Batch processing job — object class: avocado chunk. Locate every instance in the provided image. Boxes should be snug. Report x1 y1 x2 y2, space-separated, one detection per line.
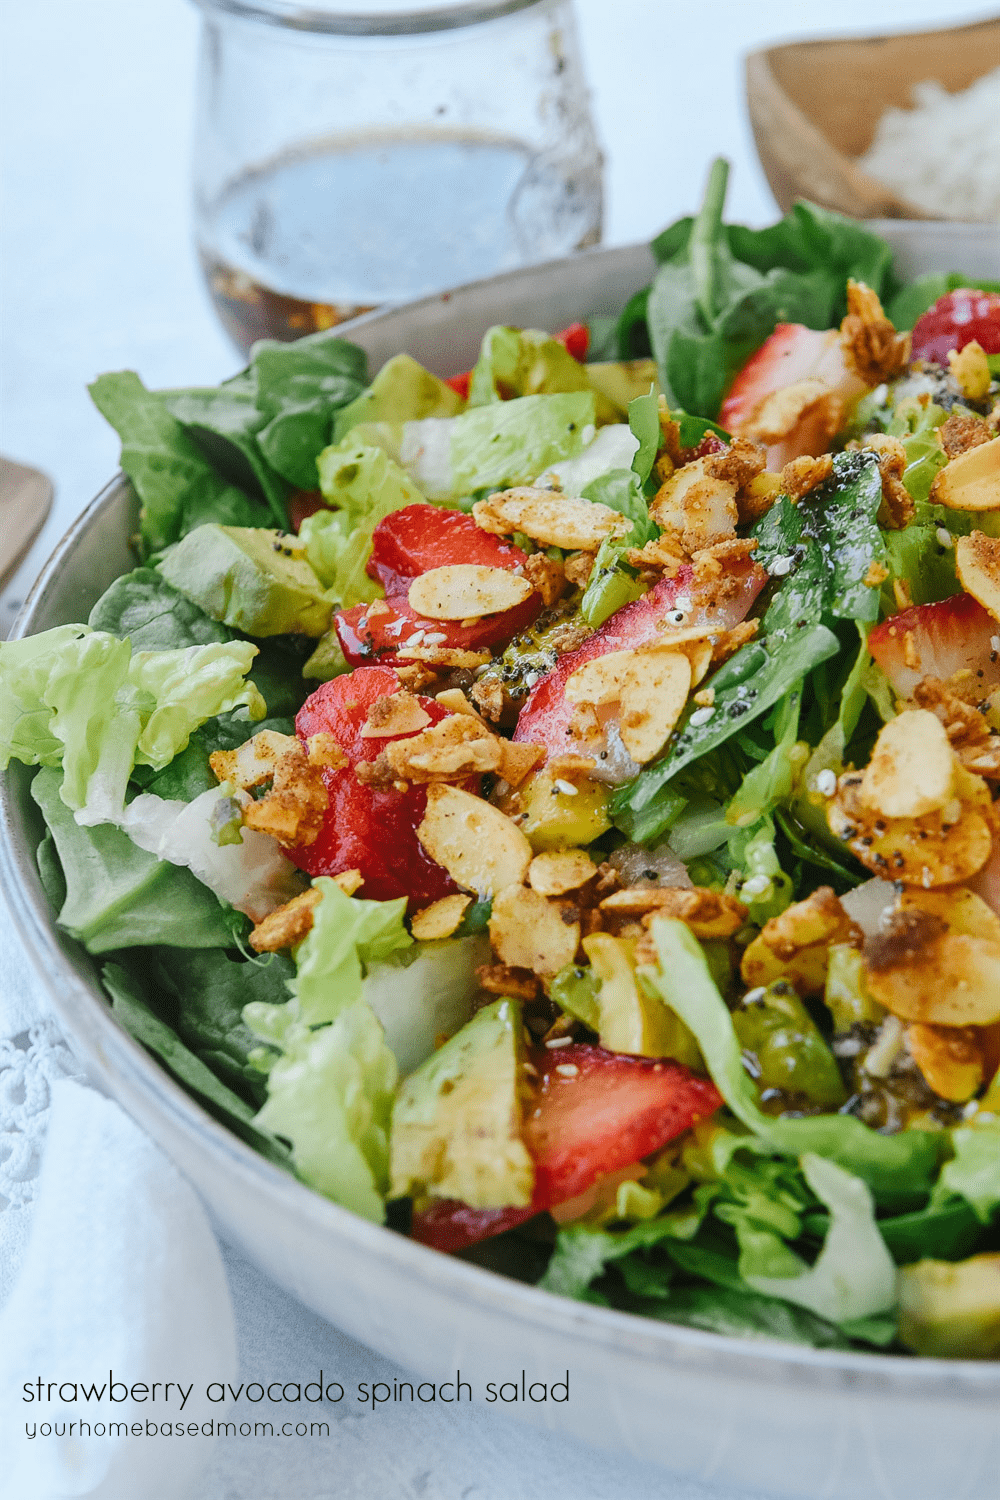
516 768 611 851
332 353 464 444
899 1254 1000 1358
158 524 332 637
389 998 534 1210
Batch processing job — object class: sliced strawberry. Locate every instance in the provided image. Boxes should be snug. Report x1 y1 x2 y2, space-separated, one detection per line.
910 289 1000 366
366 504 529 594
289 666 461 905
513 557 767 763
444 370 471 399
868 592 1000 702
718 323 868 469
287 489 327 532
411 1045 722 1252
335 587 543 668
554 321 590 363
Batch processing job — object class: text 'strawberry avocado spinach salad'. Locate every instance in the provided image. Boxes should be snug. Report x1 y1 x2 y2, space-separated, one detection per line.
4 163 1000 1360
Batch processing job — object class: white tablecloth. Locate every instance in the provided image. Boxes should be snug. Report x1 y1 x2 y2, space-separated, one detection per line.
1 2 985 1495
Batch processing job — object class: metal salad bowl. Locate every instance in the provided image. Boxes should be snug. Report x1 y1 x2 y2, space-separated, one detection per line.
2 226 999 1500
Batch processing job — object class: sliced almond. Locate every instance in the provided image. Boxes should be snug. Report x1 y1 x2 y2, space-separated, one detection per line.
210 729 302 789
433 688 484 720
384 715 501 781
407 564 534 621
618 648 691 764
359 690 432 738
528 849 596 896
565 650 634 705
931 436 1000 511
404 646 491 668
488 884 581 978
955 531 1000 622
410 893 472 942
906 1021 985 1103
864 889 1000 1027
249 886 321 953
417 784 532 896
473 488 629 551
860 710 956 819
305 732 349 769
603 885 746 938
650 458 738 550
642 629 714 685
498 740 546 788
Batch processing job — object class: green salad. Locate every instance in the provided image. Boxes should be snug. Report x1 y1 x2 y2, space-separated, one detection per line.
3 162 999 1360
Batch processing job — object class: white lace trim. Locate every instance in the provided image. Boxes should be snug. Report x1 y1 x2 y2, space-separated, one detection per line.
0 1019 82 1211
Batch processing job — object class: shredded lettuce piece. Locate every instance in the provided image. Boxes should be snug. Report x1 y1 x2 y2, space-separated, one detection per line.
640 918 938 1206
745 1154 898 1324
1 626 263 825
244 878 410 1220
307 441 430 605
931 1127 1000 1224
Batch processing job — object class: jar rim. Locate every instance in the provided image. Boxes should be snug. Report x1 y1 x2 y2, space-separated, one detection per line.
190 0 549 36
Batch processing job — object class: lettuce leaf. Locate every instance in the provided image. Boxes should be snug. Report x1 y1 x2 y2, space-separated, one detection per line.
243 877 409 1220
640 918 938 1207
89 371 270 554
307 441 430 605
931 1127 1000 1224
0 625 264 825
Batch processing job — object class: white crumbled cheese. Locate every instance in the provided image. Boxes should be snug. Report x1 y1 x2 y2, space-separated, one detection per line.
815 768 838 797
689 706 715 726
936 526 954 549
857 69 1000 223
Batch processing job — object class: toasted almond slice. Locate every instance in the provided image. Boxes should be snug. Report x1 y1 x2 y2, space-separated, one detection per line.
417 784 532 896
249 886 321 952
565 649 634 705
488 884 581 978
334 868 364 895
603 885 747 938
618 648 691 764
860 710 956 819
906 1021 985 1103
955 531 1000 622
210 729 302 789
931 436 1000 511
433 688 484 720
640 631 714 685
404 646 491 668
384 716 502 781
528 849 596 896
473 488 629 551
306 732 349 769
498 740 546 788
407 564 535 621
649 458 738 550
359 690 432 738
410 893 472 941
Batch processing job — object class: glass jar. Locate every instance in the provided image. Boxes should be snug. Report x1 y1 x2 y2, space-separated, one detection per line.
191 0 604 353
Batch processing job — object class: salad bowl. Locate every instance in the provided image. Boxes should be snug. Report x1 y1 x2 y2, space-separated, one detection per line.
2 223 1000 1500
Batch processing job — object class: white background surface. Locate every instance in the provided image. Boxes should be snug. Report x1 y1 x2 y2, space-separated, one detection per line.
0 2 993 1496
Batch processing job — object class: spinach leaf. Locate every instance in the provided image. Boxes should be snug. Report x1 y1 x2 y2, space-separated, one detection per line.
88 568 230 650
31 767 243 953
163 375 290 529
637 1284 852 1347
89 372 270 555
251 333 368 490
102 961 290 1166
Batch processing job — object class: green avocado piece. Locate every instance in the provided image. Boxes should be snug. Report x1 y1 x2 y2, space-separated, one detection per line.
899 1254 1000 1359
585 359 660 416
389 998 534 1210
332 353 464 444
157 524 332 637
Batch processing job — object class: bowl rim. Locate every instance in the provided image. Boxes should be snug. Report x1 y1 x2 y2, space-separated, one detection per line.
4 239 1000 1402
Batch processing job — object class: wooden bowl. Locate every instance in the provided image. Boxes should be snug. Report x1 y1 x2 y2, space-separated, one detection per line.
746 15 1000 220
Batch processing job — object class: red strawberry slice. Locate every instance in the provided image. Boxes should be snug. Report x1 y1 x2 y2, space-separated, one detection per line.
411 1045 722 1252
366 504 529 595
553 321 590 363
287 489 327 532
513 557 767 763
719 323 868 469
910 289 1000 366
289 666 461 905
335 586 543 668
868 591 1000 702
444 370 471 399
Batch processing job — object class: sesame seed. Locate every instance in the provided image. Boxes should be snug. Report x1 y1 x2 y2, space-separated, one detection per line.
553 778 578 796
935 526 953 549
404 630 426 647
991 636 1000 654
815 768 837 797
545 1036 574 1049
423 632 447 645
666 609 687 625
689 706 715 726
554 1063 579 1077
